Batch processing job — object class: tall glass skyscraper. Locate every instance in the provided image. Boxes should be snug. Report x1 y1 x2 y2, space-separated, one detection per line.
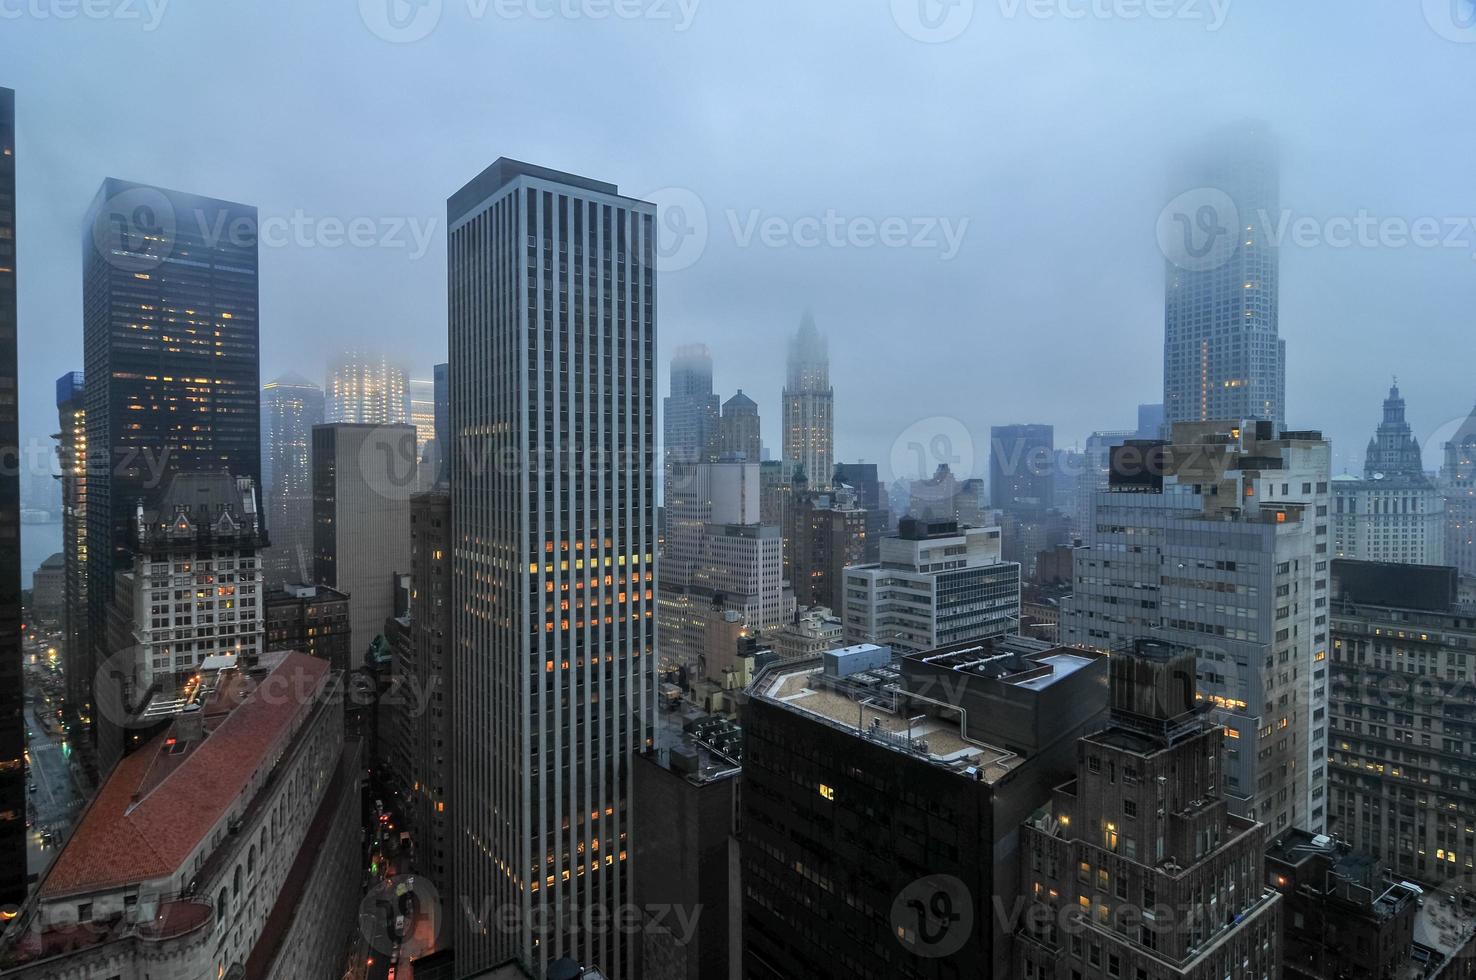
662 343 719 499
54 372 88 748
83 178 261 770
261 373 324 585
782 312 834 487
448 159 656 978
325 348 409 425
1162 123 1284 427
0 86 25 911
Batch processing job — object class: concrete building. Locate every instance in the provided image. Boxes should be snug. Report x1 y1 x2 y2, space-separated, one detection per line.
718 389 760 462
447 159 656 978
264 581 351 673
1327 560 1476 884
742 636 1109 978
786 485 869 611
664 460 760 591
0 652 361 980
832 461 889 559
1016 641 1282 980
842 517 1020 656
1063 422 1334 836
766 605 843 661
311 423 415 665
325 348 409 426
405 489 452 904
1442 399 1476 579
1331 383 1445 566
260 373 324 586
1163 123 1285 428
781 313 833 488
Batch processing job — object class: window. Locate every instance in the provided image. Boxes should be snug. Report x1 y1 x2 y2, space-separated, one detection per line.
1123 799 1137 818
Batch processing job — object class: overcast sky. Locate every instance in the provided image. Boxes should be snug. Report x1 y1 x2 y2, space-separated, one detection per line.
4 0 1475 500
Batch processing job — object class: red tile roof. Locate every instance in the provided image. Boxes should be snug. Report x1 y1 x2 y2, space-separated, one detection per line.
41 652 331 899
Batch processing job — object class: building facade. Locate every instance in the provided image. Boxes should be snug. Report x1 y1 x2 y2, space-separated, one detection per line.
83 178 261 766
311 423 415 666
1016 641 1283 980
781 313 833 488
447 159 657 978
1442 400 1476 579
53 371 89 743
842 518 1021 656
264 581 352 673
718 389 761 462
1162 123 1285 428
1062 422 1334 835
991 423 1055 517
786 485 869 612
260 373 324 586
1327 560 1476 884
407 489 453 906
663 344 720 516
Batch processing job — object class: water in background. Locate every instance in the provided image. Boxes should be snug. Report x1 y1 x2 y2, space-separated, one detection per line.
22 521 63 591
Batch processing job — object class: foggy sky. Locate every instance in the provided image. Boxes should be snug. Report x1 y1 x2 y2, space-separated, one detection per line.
3 0 1475 501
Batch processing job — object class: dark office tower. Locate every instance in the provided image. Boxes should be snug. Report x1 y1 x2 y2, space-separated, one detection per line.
54 372 89 741
782 312 834 488
1163 123 1284 427
1016 640 1283 980
990 423 1055 516
433 361 449 485
833 461 887 562
407 489 452 905
448 159 657 979
261 372 324 586
718 389 761 461
83 178 260 760
0 87 22 913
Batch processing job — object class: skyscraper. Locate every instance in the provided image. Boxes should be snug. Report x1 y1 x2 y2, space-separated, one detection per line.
719 388 761 461
447 159 656 978
1442 400 1476 578
989 423 1055 516
410 375 436 452
83 178 261 768
261 373 324 585
325 348 409 425
782 312 834 487
663 343 720 517
1162 123 1285 427
54 372 89 748
0 86 23 911
433 360 450 485
1332 382 1445 565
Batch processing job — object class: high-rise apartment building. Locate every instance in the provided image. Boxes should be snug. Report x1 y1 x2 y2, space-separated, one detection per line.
718 389 761 461
743 637 1109 978
1328 560 1476 884
1332 382 1445 565
0 87 21 911
447 159 656 978
84 178 261 768
261 373 324 586
842 517 1020 655
325 348 409 425
781 313 833 488
312 423 416 662
1016 640 1283 980
990 423 1055 516
54 371 89 740
1442 400 1476 579
1062 421 1333 834
1163 123 1285 427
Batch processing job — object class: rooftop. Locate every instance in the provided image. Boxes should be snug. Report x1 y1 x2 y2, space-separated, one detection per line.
41 651 331 899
